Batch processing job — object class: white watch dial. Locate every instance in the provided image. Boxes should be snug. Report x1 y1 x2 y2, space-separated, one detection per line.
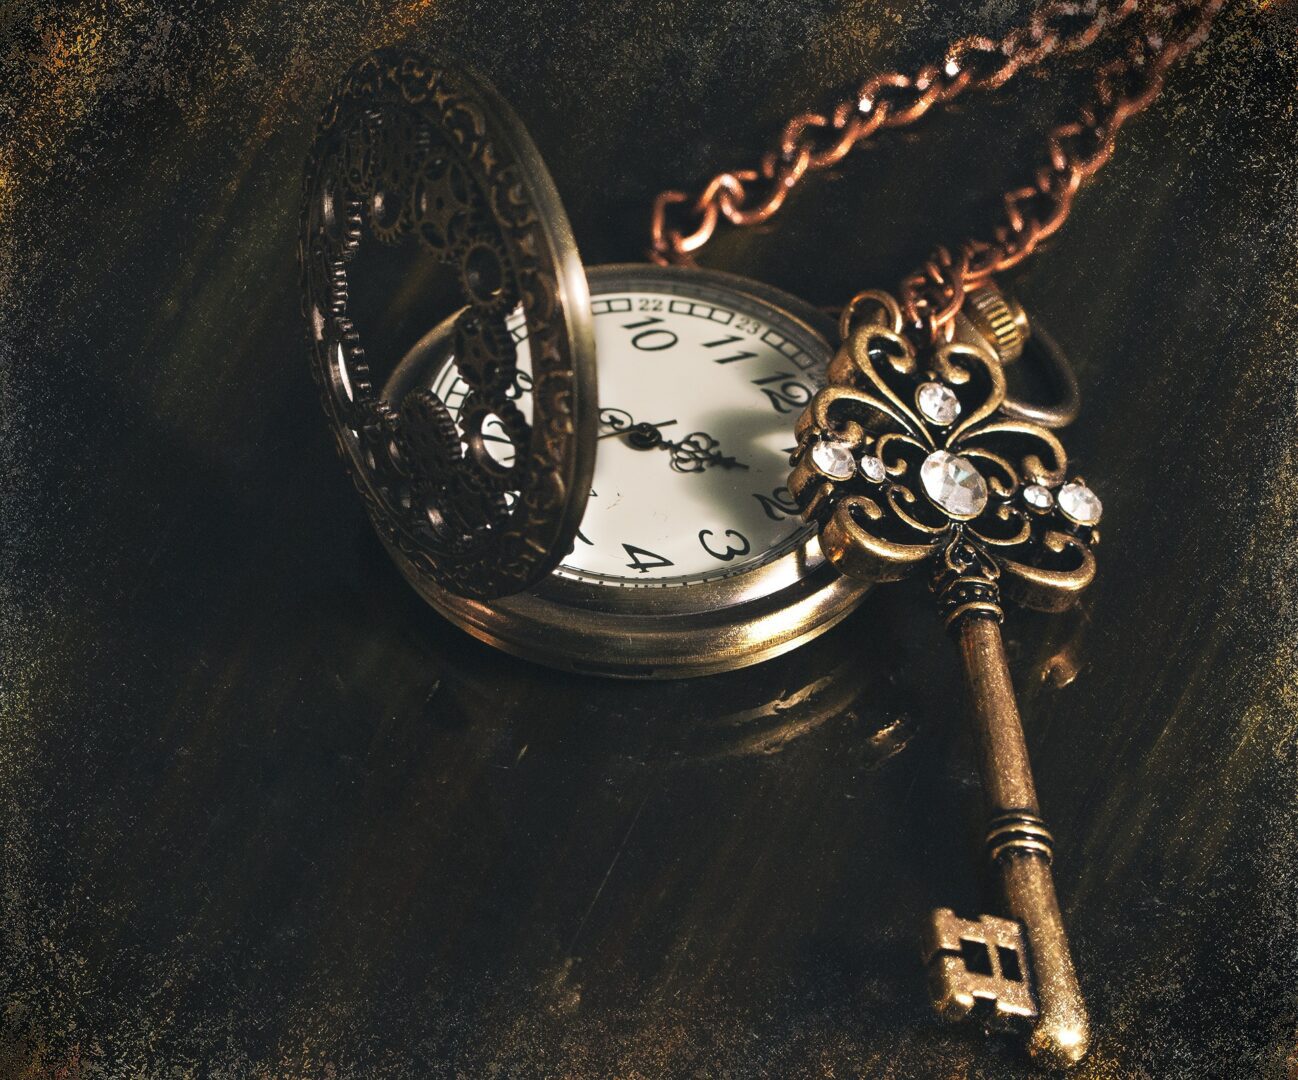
432 277 828 587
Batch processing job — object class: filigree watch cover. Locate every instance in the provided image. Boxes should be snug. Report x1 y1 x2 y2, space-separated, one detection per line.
300 50 596 601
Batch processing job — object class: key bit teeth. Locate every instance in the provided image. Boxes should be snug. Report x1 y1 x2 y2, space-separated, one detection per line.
923 909 1038 1031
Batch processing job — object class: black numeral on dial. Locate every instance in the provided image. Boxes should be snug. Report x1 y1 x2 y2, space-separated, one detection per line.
753 486 799 521
623 316 678 352
704 335 757 365
622 543 674 573
698 529 751 562
505 369 533 400
752 372 812 413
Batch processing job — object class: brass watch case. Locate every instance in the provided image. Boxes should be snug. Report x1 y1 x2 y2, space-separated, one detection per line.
383 264 871 679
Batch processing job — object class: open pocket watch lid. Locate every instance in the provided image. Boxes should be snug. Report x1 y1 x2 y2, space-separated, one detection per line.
300 49 597 601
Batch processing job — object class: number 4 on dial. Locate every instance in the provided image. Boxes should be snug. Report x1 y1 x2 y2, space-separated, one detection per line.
622 543 674 573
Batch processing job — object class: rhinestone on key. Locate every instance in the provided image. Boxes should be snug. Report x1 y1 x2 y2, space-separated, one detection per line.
917 382 961 426
810 438 857 479
1023 484 1054 511
859 454 887 483
1057 481 1102 525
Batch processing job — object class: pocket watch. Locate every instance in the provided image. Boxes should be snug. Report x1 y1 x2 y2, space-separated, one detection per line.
300 52 1034 679
385 261 873 677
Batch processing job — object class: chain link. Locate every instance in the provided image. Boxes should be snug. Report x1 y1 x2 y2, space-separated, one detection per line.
898 0 1225 343
650 0 1224 345
649 0 1142 264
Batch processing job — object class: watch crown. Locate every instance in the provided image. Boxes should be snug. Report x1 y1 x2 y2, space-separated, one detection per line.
965 285 1030 364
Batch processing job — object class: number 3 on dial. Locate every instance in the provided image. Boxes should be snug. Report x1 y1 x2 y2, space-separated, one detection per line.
698 529 751 562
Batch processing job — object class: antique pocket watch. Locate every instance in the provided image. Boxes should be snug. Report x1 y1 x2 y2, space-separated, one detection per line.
298 53 879 679
300 52 1036 678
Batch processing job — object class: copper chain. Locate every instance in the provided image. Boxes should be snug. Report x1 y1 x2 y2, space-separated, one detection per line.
649 0 1225 343
649 0 1143 265
898 0 1225 342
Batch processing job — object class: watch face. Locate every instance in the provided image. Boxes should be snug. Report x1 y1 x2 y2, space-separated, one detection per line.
430 268 830 588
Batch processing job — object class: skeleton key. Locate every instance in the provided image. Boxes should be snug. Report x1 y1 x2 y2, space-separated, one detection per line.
789 287 1100 1065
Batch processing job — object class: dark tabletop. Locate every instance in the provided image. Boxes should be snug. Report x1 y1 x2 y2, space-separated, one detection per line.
2 2 1297 1076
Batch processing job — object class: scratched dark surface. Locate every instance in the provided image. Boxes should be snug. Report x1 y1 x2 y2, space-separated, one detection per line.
2 2 1297 1077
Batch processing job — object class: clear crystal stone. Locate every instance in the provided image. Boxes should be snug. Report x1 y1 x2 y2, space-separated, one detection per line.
1057 481 1103 525
916 381 961 425
858 454 886 482
810 438 856 479
1023 483 1054 510
920 450 988 518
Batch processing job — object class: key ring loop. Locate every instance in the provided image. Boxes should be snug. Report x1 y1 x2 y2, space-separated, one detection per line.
1000 322 1080 429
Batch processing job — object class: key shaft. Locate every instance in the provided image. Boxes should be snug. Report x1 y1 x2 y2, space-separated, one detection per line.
957 613 1089 1065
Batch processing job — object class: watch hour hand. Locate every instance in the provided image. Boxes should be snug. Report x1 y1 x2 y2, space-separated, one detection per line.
665 432 748 473
597 408 677 445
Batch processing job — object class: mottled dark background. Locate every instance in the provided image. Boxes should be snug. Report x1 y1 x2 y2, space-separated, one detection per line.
2 2 1297 1077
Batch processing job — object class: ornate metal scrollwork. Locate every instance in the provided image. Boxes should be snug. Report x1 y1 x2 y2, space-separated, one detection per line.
300 50 595 601
789 291 1100 621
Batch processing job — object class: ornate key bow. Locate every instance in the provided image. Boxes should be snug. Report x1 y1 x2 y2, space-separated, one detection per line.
790 290 1099 612
790 289 1100 1066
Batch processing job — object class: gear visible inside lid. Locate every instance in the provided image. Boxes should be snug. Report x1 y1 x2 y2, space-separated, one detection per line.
300 50 596 601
